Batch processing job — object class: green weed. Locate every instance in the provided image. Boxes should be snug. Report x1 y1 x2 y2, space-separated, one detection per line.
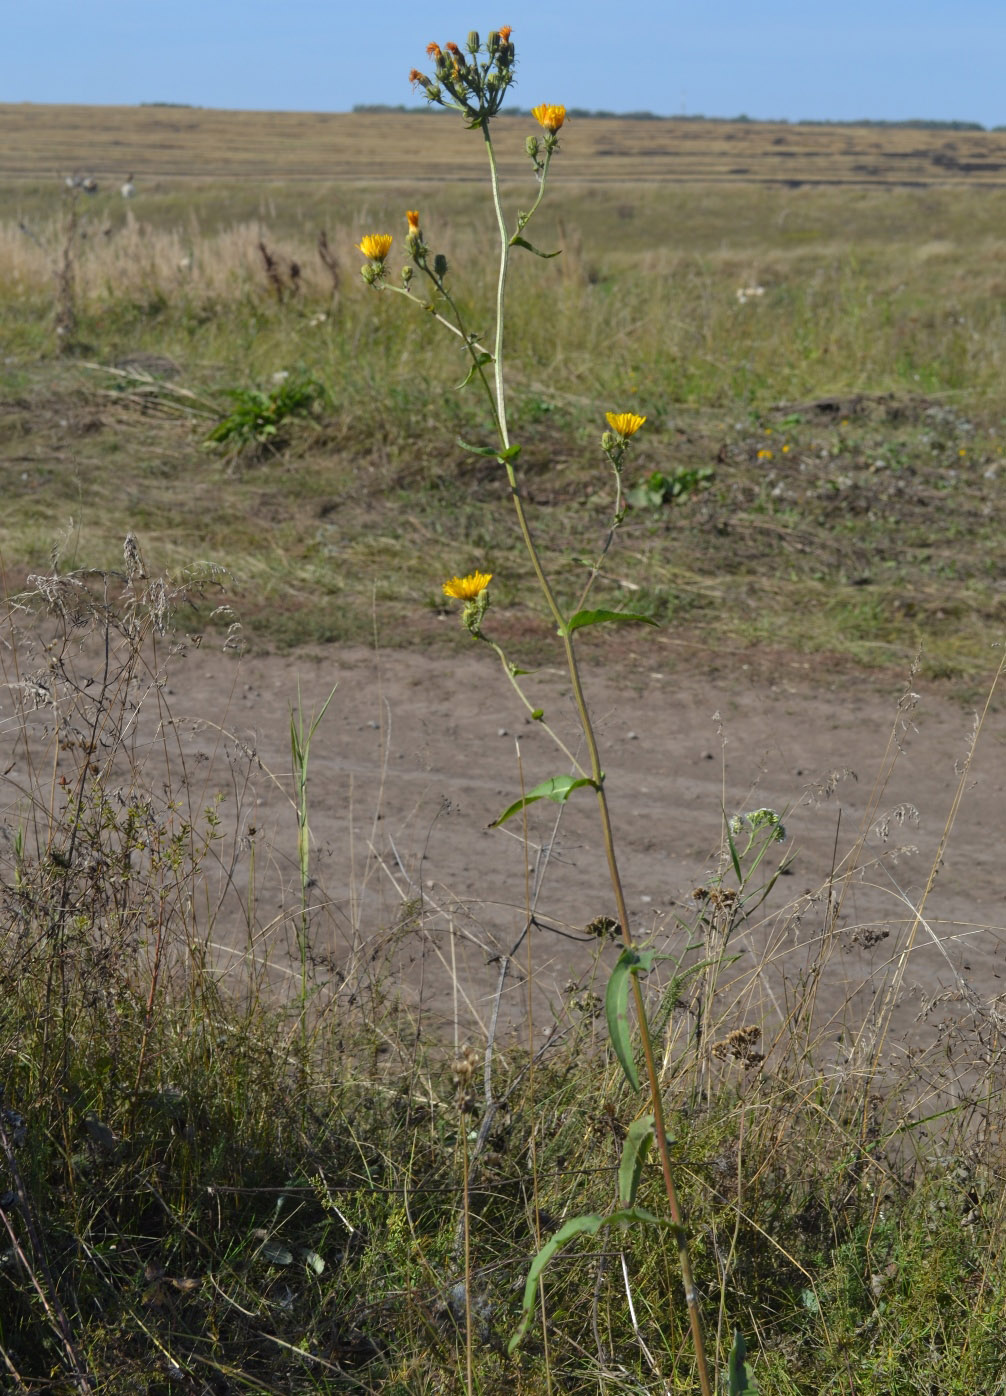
205 372 324 458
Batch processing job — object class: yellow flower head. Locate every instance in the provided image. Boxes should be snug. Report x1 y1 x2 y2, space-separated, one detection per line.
358 233 393 263
605 411 646 438
532 103 566 133
406 209 420 234
443 570 492 601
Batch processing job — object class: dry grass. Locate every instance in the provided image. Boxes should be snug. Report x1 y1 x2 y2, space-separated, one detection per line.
3 574 1006 1393
4 167 1006 674
3 103 1006 187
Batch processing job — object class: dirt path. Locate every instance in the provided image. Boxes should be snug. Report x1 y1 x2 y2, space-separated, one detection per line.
140 638 1006 1054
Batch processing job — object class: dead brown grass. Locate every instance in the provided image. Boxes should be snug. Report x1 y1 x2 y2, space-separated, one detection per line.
4 103 1006 186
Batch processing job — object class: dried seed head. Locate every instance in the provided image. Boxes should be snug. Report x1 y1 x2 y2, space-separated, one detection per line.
451 1043 479 1087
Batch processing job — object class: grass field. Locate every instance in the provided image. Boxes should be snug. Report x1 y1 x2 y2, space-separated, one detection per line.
4 103 1006 1394
3 108 1006 677
4 103 1006 185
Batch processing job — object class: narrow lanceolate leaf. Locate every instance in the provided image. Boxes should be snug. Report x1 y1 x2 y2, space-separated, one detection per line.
492 774 597 828
618 1114 655 1207
509 235 562 258
605 947 658 1092
560 608 658 637
454 352 494 390
456 437 522 462
725 818 743 884
508 1206 664 1354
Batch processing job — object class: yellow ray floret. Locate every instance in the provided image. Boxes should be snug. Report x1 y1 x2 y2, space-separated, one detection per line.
531 103 566 133
358 233 393 262
605 411 646 438
443 570 493 601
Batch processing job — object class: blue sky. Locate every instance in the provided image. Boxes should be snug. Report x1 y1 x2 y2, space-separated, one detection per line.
7 1 1004 128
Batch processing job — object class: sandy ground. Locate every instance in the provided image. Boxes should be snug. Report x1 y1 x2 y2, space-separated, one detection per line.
6 629 1006 1066
152 638 1006 1049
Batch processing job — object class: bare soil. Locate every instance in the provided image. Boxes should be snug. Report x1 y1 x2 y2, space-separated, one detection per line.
140 636 1006 1054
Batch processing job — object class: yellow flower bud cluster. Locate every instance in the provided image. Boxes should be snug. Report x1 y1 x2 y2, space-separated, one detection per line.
408 27 516 127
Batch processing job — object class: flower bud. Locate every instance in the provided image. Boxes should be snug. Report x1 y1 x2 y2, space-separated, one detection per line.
463 587 491 636
525 135 539 160
601 431 616 451
433 252 448 279
486 29 499 52
467 30 480 52
361 263 378 285
401 265 413 286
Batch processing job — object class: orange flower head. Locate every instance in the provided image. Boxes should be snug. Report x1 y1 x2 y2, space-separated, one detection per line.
498 25 512 42
426 42 442 58
406 210 421 237
445 40 461 54
532 103 566 133
408 68 422 84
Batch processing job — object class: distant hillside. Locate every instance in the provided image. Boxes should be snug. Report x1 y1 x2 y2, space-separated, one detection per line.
2 104 1005 186
353 104 993 132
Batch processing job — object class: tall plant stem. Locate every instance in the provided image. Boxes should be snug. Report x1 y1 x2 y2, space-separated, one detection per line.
461 1109 473 1396
482 122 713 1396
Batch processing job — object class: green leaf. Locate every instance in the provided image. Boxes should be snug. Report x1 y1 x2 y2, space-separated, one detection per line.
605 947 658 1091
456 438 522 462
260 1241 293 1266
560 608 658 637
509 235 561 258
454 352 494 390
508 1206 664 1353
727 1329 760 1394
457 437 501 459
618 1114 654 1206
726 817 743 884
493 774 596 827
